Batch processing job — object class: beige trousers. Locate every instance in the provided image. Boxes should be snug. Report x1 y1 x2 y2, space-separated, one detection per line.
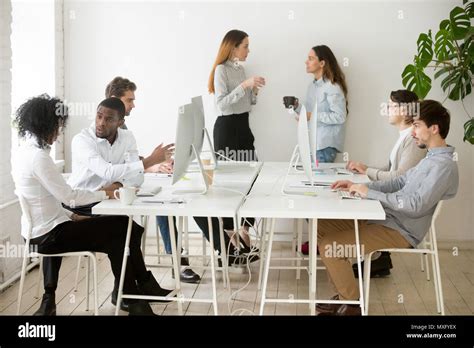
317 220 411 300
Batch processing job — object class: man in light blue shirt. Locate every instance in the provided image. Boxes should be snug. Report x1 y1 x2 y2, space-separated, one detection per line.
317 100 458 316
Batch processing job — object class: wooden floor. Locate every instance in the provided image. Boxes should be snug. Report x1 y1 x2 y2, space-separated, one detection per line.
1 237 473 316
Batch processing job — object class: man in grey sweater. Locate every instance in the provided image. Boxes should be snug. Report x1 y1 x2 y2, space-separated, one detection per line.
317 99 458 316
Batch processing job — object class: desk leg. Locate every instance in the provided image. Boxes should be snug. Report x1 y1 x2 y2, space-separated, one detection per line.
116 215 133 316
169 215 183 315
208 217 219 315
177 216 183 259
296 219 303 280
309 218 317 315
259 218 275 315
257 218 267 291
218 217 229 288
354 219 366 316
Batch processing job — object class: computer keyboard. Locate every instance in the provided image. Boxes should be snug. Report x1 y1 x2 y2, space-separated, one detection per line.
338 190 361 200
136 186 162 197
334 168 356 175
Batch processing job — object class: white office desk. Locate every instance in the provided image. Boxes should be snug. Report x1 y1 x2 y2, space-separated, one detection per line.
93 161 262 315
239 162 385 315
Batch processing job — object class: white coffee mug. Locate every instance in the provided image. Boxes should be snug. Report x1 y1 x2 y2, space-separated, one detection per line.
113 187 136 205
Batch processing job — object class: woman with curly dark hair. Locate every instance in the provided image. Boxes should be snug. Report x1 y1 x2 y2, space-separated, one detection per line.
12 94 173 316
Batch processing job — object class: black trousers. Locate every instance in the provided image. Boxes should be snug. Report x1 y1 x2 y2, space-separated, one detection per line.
195 113 257 250
193 217 235 253
30 216 146 295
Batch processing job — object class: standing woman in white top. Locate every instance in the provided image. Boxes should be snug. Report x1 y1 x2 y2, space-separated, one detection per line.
290 45 348 164
196 30 265 251
12 95 172 316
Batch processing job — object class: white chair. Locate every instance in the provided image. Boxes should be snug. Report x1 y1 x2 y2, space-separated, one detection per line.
363 201 444 315
16 193 99 315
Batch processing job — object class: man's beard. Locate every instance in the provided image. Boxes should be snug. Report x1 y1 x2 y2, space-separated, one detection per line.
417 143 427 149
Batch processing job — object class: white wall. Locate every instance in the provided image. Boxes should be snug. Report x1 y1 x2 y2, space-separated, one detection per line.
0 0 22 284
63 0 474 244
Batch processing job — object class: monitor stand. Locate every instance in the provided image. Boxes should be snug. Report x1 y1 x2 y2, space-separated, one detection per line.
281 145 317 196
172 145 209 195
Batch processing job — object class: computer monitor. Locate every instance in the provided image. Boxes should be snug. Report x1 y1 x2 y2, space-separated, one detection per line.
190 95 218 168
172 103 208 194
297 105 314 186
308 102 318 168
191 96 205 159
172 103 195 185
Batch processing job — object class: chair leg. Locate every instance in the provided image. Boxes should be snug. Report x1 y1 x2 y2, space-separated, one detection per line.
90 253 99 315
74 256 82 292
424 253 431 281
85 256 90 311
36 257 43 298
431 252 441 314
17 250 31 315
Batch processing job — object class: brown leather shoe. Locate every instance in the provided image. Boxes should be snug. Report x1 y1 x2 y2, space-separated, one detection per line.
316 295 341 315
335 304 361 316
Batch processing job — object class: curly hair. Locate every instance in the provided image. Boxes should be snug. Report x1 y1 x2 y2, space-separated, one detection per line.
14 94 68 149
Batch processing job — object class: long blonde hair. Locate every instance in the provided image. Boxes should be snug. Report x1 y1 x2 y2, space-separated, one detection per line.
208 29 248 94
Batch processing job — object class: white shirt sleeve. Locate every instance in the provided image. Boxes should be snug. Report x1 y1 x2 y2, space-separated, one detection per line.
72 133 144 186
121 133 145 187
32 150 106 207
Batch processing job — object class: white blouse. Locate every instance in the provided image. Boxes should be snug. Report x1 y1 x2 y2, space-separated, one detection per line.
12 136 106 239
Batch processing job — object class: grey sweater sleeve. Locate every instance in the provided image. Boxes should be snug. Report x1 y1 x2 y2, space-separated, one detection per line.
366 137 426 181
214 64 246 110
366 164 454 218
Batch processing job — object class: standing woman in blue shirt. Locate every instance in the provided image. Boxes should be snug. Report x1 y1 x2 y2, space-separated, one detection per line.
291 45 348 255
292 45 348 164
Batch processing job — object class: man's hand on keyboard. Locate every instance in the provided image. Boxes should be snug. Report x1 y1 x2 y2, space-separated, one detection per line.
349 184 368 198
346 161 368 174
331 180 353 190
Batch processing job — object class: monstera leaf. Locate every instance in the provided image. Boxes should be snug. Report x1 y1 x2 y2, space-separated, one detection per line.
440 67 472 100
402 63 432 99
434 29 455 61
450 6 470 40
464 119 474 144
465 0 474 18
417 31 434 67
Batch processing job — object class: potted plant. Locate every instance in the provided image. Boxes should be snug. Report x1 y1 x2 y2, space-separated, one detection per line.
401 0 473 143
